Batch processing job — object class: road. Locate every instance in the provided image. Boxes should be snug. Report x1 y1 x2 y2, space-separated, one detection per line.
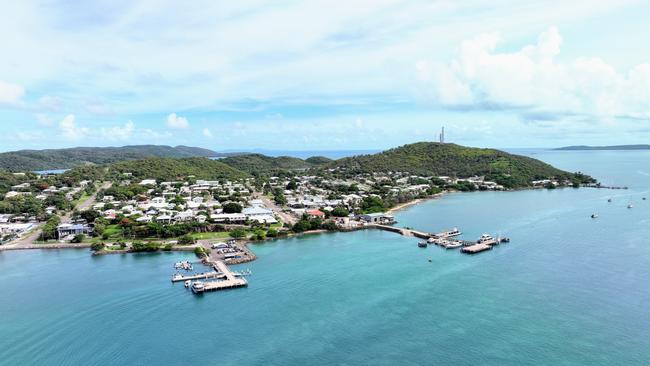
257 194 296 225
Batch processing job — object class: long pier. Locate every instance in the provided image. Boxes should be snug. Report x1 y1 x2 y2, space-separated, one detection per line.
192 260 248 293
369 224 432 239
369 224 505 254
171 271 222 282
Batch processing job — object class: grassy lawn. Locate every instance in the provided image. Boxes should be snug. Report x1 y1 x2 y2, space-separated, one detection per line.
190 232 231 240
73 192 92 207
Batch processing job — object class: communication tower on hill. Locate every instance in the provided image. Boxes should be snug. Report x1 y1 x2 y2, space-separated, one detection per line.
439 126 445 143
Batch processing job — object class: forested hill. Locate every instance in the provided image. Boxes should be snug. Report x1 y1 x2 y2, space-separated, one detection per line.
220 154 332 174
63 157 250 183
327 142 594 188
0 145 219 171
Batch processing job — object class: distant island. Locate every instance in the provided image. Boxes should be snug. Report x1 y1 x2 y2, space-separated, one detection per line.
555 144 650 151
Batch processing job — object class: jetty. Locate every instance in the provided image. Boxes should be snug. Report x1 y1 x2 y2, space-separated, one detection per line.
461 243 492 254
191 260 248 293
370 224 432 239
171 271 221 282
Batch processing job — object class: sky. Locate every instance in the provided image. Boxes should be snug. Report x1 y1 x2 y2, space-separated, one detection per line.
1 0 649 152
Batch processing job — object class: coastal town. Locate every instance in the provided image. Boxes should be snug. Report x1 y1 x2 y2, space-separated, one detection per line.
0 141 599 295
0 164 579 259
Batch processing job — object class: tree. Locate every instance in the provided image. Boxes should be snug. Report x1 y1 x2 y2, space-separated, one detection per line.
361 196 385 214
331 207 349 217
222 202 243 213
230 227 247 239
39 215 61 241
291 220 311 233
71 234 85 243
286 180 298 190
90 242 105 251
252 229 266 240
266 228 278 237
178 234 196 245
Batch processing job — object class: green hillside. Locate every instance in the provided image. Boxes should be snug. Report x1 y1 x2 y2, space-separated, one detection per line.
0 145 219 171
221 154 329 174
63 157 249 182
328 142 594 188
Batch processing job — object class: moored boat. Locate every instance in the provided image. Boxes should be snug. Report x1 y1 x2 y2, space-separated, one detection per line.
191 281 205 293
184 280 191 288
418 242 428 248
477 234 498 246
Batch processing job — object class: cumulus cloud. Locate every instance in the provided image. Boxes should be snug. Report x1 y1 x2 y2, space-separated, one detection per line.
101 121 135 141
417 27 650 120
202 128 213 138
59 114 89 140
0 80 25 106
167 113 189 129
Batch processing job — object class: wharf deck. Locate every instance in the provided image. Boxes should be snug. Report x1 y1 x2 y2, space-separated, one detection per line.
172 271 222 282
192 260 248 293
461 243 492 254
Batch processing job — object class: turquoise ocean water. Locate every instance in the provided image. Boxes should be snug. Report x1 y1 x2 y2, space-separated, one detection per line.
1 150 650 365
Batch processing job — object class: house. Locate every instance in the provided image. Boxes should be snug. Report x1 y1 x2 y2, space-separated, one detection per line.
249 214 277 224
139 179 157 186
242 206 274 217
57 223 92 239
359 213 395 224
306 209 326 219
210 213 247 224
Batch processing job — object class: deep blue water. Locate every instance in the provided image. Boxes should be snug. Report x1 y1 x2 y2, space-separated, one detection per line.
2 150 650 365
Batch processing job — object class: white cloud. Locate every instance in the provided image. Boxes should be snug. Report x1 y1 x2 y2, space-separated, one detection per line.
0 80 24 106
58 114 89 140
101 121 135 141
166 113 189 129
416 27 650 120
202 128 213 138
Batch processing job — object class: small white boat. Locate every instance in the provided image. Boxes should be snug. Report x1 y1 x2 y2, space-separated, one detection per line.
477 234 498 246
443 241 462 249
184 280 191 288
591 213 598 218
628 204 634 209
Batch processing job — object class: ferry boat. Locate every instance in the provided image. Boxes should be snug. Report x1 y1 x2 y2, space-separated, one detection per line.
184 280 191 288
477 234 498 246
418 242 428 248
191 281 205 293
437 228 461 237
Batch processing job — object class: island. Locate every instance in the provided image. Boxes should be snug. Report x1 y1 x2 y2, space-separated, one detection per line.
555 144 650 151
0 142 595 270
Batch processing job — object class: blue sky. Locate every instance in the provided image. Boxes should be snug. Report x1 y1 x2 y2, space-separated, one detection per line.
1 0 649 152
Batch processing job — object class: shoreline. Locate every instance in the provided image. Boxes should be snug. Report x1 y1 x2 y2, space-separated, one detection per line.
386 192 445 214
